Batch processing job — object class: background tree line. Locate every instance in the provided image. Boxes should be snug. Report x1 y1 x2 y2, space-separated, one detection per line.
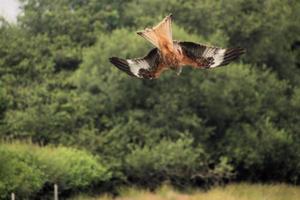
0 0 300 199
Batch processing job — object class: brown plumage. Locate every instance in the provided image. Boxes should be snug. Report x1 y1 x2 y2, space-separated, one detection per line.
109 14 245 79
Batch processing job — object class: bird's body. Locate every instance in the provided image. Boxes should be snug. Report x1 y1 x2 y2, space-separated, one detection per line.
109 14 245 79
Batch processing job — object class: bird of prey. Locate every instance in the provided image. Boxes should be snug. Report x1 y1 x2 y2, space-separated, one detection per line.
109 14 245 79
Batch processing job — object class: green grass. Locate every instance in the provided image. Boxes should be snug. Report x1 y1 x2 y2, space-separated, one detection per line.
70 183 300 200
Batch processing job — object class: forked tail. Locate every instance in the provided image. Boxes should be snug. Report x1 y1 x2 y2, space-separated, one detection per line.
137 14 173 52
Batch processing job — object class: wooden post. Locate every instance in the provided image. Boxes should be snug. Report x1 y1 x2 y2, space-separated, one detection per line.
54 184 58 200
11 193 15 200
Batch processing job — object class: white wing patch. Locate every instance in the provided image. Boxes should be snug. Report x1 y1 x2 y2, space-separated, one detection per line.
127 59 151 77
203 48 226 68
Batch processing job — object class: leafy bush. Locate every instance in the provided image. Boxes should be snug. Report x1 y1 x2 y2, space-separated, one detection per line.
124 138 233 187
0 145 45 200
35 146 111 190
223 119 300 183
0 142 111 199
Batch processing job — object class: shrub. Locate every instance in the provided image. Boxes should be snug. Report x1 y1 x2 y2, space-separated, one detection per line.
223 118 300 183
0 142 111 199
0 146 45 200
124 138 233 187
35 146 111 190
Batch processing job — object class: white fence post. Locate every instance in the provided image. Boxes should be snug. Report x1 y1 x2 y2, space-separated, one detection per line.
54 184 58 200
11 193 15 200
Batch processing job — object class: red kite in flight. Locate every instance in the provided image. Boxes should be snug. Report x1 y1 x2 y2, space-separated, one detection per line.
109 14 245 79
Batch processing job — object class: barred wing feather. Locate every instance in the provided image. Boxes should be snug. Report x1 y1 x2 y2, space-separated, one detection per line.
109 48 162 79
179 41 245 68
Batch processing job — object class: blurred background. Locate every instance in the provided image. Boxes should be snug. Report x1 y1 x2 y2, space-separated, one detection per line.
0 0 300 199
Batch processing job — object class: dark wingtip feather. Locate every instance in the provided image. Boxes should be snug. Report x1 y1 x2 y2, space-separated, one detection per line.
221 47 246 66
109 57 135 77
109 57 117 63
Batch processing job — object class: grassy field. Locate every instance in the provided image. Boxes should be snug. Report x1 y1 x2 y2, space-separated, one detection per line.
71 183 300 200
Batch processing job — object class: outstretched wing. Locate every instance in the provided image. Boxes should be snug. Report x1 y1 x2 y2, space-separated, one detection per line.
109 48 164 79
179 41 245 68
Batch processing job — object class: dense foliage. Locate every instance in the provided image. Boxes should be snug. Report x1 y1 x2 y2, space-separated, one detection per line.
0 142 110 199
0 0 300 199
